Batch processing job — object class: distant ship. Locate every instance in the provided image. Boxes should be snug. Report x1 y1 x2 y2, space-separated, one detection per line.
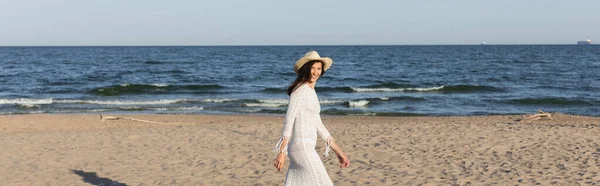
577 39 592 45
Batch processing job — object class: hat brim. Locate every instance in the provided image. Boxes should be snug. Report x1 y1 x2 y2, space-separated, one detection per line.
294 57 332 74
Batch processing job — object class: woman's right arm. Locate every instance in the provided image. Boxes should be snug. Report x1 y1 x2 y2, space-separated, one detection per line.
274 138 289 172
273 90 302 171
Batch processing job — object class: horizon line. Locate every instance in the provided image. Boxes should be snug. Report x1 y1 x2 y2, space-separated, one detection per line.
0 43 594 47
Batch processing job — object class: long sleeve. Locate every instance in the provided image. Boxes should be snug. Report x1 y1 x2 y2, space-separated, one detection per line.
316 114 334 157
274 89 303 154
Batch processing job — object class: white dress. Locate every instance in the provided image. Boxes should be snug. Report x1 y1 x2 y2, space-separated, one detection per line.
274 84 335 186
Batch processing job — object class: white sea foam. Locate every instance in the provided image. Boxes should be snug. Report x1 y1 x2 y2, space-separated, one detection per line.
172 106 204 110
379 97 390 101
244 108 266 113
202 98 236 103
349 100 370 107
0 110 45 115
117 106 145 110
243 103 284 107
152 106 204 111
349 112 377 116
243 99 288 107
0 98 54 105
56 99 183 105
243 99 345 108
351 86 445 92
18 104 40 108
87 109 115 112
319 99 346 104
118 83 169 87
259 99 289 104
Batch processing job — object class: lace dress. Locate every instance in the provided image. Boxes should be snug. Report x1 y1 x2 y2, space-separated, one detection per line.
274 84 335 186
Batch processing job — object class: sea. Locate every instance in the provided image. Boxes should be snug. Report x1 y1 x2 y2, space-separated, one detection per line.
1 45 599 116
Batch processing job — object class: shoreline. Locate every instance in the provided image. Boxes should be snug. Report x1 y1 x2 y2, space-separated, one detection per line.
1 113 599 185
3 110 599 118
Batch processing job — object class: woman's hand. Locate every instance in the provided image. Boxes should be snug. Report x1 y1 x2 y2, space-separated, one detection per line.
336 152 350 168
273 153 286 172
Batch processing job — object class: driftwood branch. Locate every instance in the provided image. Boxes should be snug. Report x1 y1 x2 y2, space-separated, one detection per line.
518 110 553 123
100 113 178 124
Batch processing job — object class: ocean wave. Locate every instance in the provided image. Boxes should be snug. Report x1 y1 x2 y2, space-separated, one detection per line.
201 98 237 103
362 82 413 88
252 109 287 114
257 99 289 105
115 107 149 111
320 108 424 116
440 85 504 93
352 86 445 92
352 84 502 93
242 99 288 107
348 112 377 116
0 111 45 115
0 98 54 105
349 100 369 107
261 87 354 93
261 83 433 93
242 103 285 108
319 99 346 104
363 96 426 102
241 99 345 108
87 109 115 112
89 84 224 96
1 98 191 106
262 83 500 94
56 99 184 105
18 104 41 109
116 106 204 111
158 106 204 111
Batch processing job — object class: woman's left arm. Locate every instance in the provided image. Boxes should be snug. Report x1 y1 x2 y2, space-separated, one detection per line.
329 140 350 168
316 114 349 168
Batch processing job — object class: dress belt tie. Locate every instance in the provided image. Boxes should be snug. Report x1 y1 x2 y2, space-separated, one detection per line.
291 138 316 144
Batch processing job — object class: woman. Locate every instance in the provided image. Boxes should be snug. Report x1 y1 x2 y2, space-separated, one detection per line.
273 51 350 185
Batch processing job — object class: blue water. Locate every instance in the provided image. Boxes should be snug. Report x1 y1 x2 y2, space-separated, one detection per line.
1 45 599 116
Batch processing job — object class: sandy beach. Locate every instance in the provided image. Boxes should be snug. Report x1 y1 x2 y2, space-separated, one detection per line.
1 113 599 185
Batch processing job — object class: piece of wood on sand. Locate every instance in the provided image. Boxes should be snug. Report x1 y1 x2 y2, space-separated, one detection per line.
99 113 173 124
517 109 553 123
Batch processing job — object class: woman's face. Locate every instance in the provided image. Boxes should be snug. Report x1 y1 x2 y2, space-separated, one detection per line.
308 62 323 83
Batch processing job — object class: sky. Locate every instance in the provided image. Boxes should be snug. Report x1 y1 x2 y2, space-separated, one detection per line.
0 0 598 46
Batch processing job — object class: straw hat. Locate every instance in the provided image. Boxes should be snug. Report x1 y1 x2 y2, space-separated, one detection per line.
294 51 333 74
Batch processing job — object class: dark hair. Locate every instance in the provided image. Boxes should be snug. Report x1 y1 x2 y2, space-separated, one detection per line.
287 60 326 96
